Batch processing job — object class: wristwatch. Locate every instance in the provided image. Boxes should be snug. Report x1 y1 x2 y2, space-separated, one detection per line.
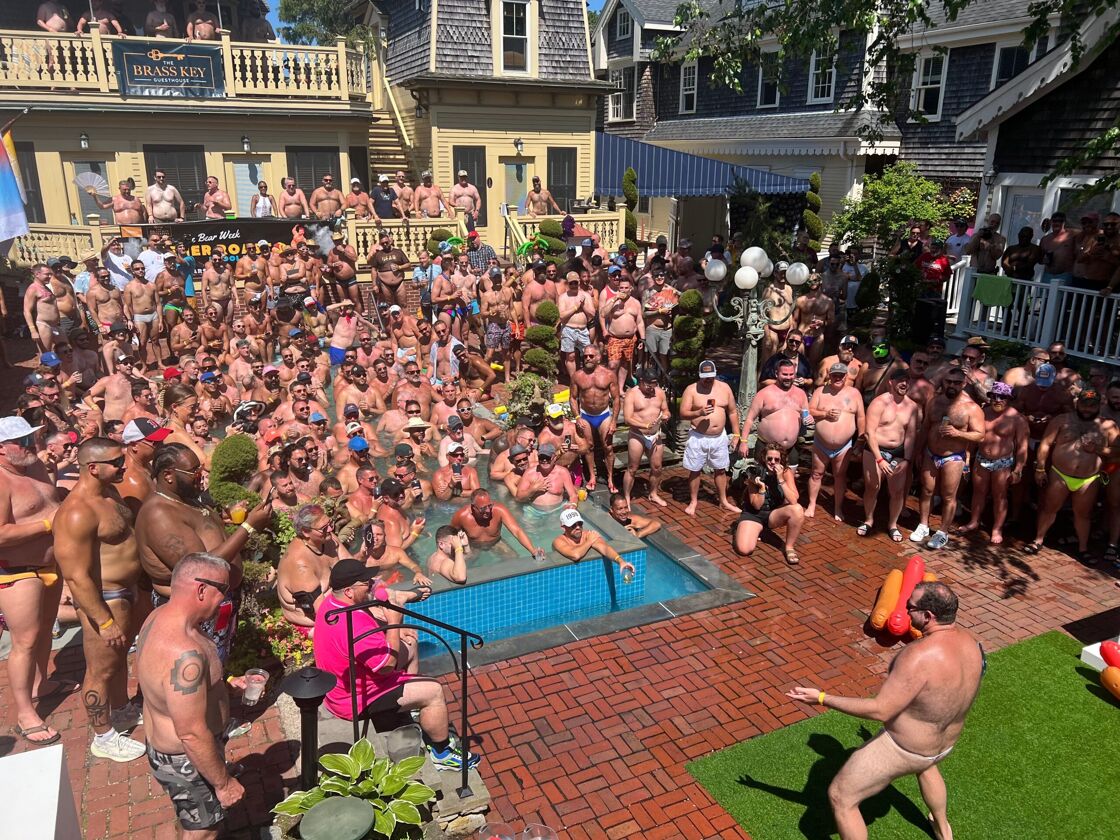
239 522 257 536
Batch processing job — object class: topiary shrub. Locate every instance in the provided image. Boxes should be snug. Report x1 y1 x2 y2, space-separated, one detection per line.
675 288 703 317
210 432 258 482
525 325 558 354
540 235 566 254
538 219 564 239
669 289 705 385
803 172 823 252
622 167 638 244
523 347 556 377
533 300 560 327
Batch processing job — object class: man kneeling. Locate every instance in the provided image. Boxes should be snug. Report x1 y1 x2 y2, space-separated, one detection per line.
313 559 479 771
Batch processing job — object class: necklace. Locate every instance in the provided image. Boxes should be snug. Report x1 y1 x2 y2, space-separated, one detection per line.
155 490 212 517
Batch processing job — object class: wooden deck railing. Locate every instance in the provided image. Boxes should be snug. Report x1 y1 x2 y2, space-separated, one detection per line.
511 208 627 251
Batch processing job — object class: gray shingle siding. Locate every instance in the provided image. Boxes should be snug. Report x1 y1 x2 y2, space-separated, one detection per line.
540 0 593 80
597 62 656 137
901 142 987 182
899 44 995 147
434 0 494 76
606 9 632 59
383 0 430 81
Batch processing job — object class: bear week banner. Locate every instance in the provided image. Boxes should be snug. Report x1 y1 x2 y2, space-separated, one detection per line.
119 219 336 264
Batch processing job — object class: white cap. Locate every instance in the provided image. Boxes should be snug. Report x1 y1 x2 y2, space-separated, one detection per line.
559 508 584 528
351 177 362 184
0 416 43 443
388 304 402 314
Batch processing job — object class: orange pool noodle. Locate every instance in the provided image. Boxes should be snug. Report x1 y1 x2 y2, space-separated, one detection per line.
922 571 938 582
886 555 926 636
870 569 903 630
1101 667 1120 702
1101 641 1120 669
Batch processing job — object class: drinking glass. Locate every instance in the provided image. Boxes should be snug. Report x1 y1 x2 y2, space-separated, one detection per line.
481 821 516 840
522 825 559 840
242 668 268 705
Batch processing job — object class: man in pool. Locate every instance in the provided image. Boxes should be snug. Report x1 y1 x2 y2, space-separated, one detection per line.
608 492 661 537
515 442 578 508
451 489 544 558
787 583 983 840
551 509 636 577
426 525 469 585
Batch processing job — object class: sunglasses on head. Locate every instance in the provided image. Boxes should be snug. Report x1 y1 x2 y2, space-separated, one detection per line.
195 577 230 596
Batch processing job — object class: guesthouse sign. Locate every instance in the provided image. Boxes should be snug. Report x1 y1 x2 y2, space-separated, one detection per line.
110 39 225 98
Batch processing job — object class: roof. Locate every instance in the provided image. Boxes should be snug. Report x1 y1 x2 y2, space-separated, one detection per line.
594 132 809 197
400 73 613 92
645 110 900 143
908 0 1035 33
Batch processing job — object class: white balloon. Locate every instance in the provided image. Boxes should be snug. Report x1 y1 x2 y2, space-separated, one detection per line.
705 259 728 283
734 266 759 290
760 259 774 278
741 246 769 272
787 262 810 286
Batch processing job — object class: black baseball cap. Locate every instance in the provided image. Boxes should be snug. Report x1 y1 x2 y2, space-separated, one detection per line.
328 558 378 590
295 372 313 384
394 443 414 459
380 477 405 497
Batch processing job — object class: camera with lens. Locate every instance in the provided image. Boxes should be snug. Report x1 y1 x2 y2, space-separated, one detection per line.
979 227 992 240
744 462 764 483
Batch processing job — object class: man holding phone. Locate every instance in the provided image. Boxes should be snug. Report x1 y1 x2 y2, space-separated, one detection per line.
680 360 741 516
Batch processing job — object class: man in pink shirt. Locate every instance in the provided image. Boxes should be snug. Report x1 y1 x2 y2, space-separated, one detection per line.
313 559 479 771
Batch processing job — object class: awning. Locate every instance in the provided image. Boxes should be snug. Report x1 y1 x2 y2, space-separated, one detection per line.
594 131 810 198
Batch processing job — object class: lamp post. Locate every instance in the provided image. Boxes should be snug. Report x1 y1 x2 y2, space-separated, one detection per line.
279 666 337 791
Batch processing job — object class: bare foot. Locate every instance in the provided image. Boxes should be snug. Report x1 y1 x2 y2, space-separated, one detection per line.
720 500 742 515
929 813 952 840
957 522 979 534
684 501 698 516
805 505 816 518
586 478 596 491
648 493 669 508
990 531 1003 545
833 511 844 523
622 497 632 512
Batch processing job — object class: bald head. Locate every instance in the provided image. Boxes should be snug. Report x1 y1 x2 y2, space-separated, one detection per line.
77 436 122 467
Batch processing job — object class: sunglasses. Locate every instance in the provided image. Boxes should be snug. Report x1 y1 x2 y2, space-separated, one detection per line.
7 434 36 448
764 456 782 464
473 504 493 516
93 454 126 469
195 577 230 596
172 465 203 480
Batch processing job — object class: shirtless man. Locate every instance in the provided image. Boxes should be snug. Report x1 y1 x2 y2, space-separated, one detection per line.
279 177 311 218
327 233 360 310
516 442 578 508
911 368 984 550
677 359 739 515
84 362 135 422
807 362 866 521
1027 389 1118 559
525 175 562 216
121 380 159 426
24 264 61 354
145 169 186 223
87 268 125 331
570 346 620 492
394 171 414 217
960 382 1028 545
145 0 180 37
906 351 937 408
197 176 232 220
1002 346 1049 389
277 505 335 635
76 0 124 35
552 508 637 577
88 180 147 224
600 278 644 393
860 369 920 542
135 553 244 839
186 0 219 39
432 444 481 501
451 489 543 557
793 276 834 366
788 582 983 840
557 272 596 381
124 261 163 366
345 178 377 221
622 369 670 509
1040 211 1076 281
309 173 344 219
201 254 234 323
412 170 447 218
370 231 411 308
53 438 146 761
0 416 65 747
37 1 72 34
760 267 795 362
427 526 469 584
741 357 810 455
359 520 431 587
372 479 426 553
816 335 865 388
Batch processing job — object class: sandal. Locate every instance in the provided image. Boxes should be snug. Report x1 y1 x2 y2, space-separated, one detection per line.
1022 541 1043 555
15 723 60 746
1106 544 1120 570
784 549 800 566
888 528 903 543
1079 549 1098 567
856 523 872 537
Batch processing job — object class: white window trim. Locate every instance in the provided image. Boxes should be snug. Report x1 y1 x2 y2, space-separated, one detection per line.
679 60 697 114
806 50 835 105
615 7 632 40
909 51 948 122
499 0 531 76
989 31 1053 91
757 49 779 109
608 66 636 122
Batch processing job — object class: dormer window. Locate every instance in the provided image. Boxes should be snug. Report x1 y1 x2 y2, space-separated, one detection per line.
615 8 632 40
502 0 529 73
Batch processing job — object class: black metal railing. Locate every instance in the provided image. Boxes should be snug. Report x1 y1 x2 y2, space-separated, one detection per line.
324 598 484 799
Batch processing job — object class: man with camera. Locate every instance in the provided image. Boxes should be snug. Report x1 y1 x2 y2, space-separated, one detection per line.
963 214 1006 274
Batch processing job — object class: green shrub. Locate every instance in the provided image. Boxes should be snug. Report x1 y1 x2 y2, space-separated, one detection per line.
430 227 453 242
540 235 566 254
673 334 705 357
538 219 564 238
803 172 823 251
809 172 821 193
623 167 638 243
855 269 882 310
672 314 704 340
210 433 259 484
210 480 259 511
525 325 558 353
533 300 560 327
806 191 822 213
676 289 703 317
523 347 557 376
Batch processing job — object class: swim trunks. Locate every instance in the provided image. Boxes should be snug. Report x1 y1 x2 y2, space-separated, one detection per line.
926 448 966 470
163 303 183 314
147 743 225 830
485 321 511 350
510 321 526 341
645 326 671 355
1050 465 1098 492
814 437 854 460
978 454 1015 472
560 325 591 354
607 335 638 363
683 430 730 472
133 311 158 324
101 586 135 603
328 345 347 366
580 407 612 432
0 562 60 589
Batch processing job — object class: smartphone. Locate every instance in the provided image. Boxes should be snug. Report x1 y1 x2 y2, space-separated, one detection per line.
411 479 422 492
564 434 572 448
707 399 715 408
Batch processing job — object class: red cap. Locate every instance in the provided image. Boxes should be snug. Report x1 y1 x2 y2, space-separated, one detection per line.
163 366 183 379
467 230 479 239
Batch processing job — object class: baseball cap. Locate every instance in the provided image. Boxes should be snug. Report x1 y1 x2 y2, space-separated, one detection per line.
345 421 364 436
296 372 313 384
927 334 946 347
303 296 317 307
467 230 479 239
309 411 327 423
698 359 717 379
447 414 463 430
388 304 402 314
328 558 378 590
545 403 565 419
40 352 61 368
559 508 584 528
839 335 859 347
347 436 370 452
1035 363 1056 387
122 418 172 445
1078 388 1101 402
509 443 528 457
351 177 362 184
489 267 502 279
567 243 577 252
199 371 218 383
343 403 360 417
538 442 557 458
0 416 44 443
163 366 183 380
288 327 304 337
109 321 129 335
263 365 279 375
989 382 1014 398
618 243 630 253
655 235 668 246
256 239 271 247
828 362 849 376
888 368 910 381
448 442 465 455
23 372 46 388
679 238 692 248
457 169 469 177
394 443 414 459
581 238 593 248
380 477 405 497
607 264 622 276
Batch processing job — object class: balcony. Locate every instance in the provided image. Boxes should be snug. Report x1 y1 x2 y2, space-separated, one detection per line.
0 29 379 112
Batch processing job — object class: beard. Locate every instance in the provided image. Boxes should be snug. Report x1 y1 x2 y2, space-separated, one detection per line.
943 385 962 399
174 474 202 500
777 378 794 391
1076 408 1099 421
6 448 39 469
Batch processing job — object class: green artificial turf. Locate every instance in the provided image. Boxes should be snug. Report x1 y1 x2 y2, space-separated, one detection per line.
688 631 1120 839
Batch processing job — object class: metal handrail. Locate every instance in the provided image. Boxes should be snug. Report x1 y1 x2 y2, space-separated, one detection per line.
324 599 483 799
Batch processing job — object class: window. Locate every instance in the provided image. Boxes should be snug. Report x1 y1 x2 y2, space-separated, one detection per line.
1057 188 1114 224
453 146 488 227
547 147 577 213
502 0 529 73
285 147 341 194
807 51 835 104
348 146 369 189
73 160 114 224
14 142 44 224
609 66 636 121
144 145 206 220
615 8 632 40
911 53 946 120
993 45 1029 88
679 60 697 114
757 52 779 108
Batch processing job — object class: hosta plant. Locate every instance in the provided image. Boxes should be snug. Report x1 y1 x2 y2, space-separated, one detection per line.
272 739 436 837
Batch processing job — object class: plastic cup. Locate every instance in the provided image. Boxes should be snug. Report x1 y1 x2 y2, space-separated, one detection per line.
229 503 247 525
481 823 516 840
242 668 268 705
622 568 635 585
522 826 559 840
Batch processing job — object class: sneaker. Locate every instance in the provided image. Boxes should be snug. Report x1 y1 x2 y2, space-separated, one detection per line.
909 523 930 543
427 743 481 772
111 703 143 732
90 730 146 763
926 530 950 550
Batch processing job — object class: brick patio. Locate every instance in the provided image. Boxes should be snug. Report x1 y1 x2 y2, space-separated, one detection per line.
1 466 1117 838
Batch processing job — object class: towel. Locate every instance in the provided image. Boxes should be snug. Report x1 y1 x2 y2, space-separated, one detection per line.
971 273 1013 308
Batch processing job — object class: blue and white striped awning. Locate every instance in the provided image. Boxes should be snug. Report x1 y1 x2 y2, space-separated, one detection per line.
595 131 810 197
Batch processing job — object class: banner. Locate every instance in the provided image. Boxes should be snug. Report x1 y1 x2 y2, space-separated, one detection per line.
119 219 336 265
0 134 28 245
111 39 224 98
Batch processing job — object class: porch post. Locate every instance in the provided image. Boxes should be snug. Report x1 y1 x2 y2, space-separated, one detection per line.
1038 275 1065 347
950 268 975 339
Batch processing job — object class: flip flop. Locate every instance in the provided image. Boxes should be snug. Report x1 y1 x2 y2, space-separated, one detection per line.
1022 541 1043 555
784 549 800 566
888 528 903 543
15 723 60 746
856 523 872 537
32 679 80 702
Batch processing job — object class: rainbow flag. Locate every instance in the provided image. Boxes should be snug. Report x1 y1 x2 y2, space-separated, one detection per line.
0 131 28 245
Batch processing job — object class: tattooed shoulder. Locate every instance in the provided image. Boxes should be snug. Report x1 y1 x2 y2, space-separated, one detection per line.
170 649 207 695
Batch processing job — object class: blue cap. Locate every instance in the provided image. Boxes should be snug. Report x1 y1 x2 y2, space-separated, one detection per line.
348 436 369 452
199 371 218 383
618 243 630 253
1035 363 1056 388
40 352 61 367
608 265 622 275
309 411 326 422
581 238 593 247
288 327 304 337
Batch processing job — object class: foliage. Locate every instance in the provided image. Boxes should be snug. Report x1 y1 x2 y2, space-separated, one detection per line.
802 172 823 251
540 235 567 254
622 167 638 243
672 314 704 340
424 228 459 259
503 371 555 421
273 738 435 837
538 219 564 239
525 325 559 354
210 433 259 484
847 268 883 328
829 162 951 246
670 291 706 385
210 480 259 512
730 179 789 259
676 288 704 317
227 590 314 676
880 257 923 344
277 0 376 52
587 2 600 31
522 347 557 377
985 338 1031 367
533 300 560 327
944 187 978 224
